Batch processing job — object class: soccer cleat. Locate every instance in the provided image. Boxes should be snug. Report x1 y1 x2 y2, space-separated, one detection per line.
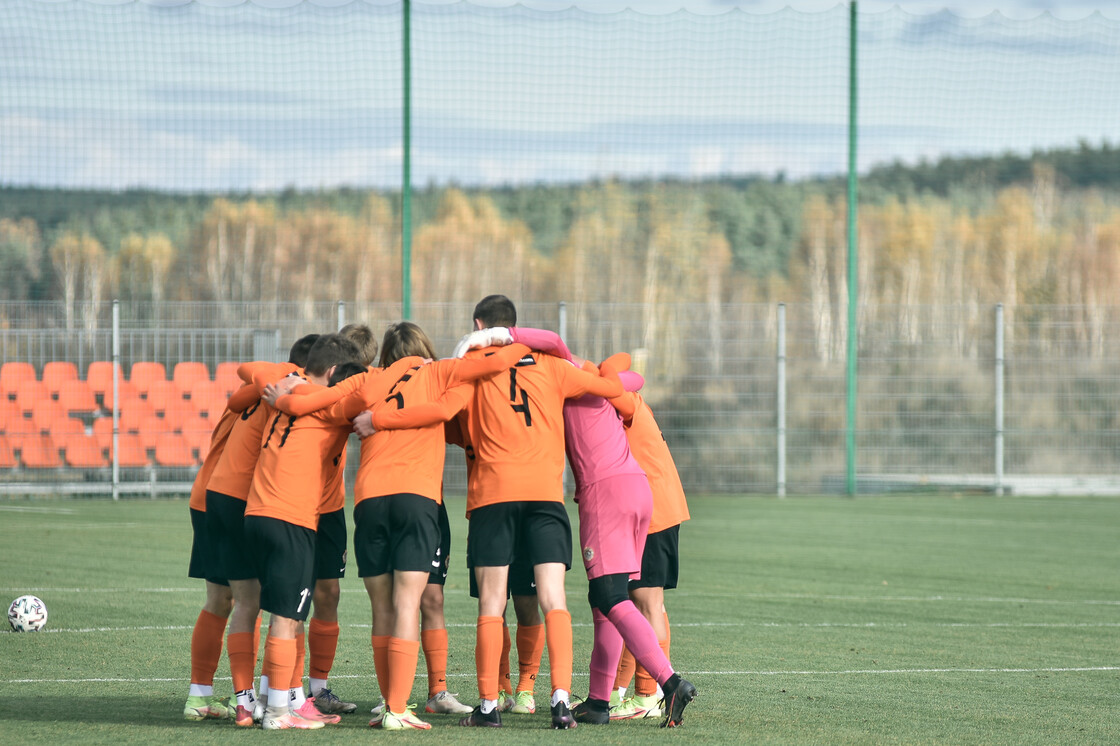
608 689 622 710
312 687 357 714
252 700 265 723
509 690 536 714
458 705 503 727
382 706 433 730
497 691 514 712
234 705 255 727
425 690 473 714
610 693 662 720
183 694 234 720
369 699 384 727
659 677 697 728
572 698 610 725
550 700 577 730
260 706 325 730
294 698 341 724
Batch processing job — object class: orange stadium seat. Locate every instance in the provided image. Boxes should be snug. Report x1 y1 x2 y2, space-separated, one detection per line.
136 414 168 451
16 433 63 469
108 433 150 468
86 361 120 398
129 362 167 397
92 416 117 451
0 435 16 468
13 379 48 416
41 361 79 395
172 362 211 389
146 379 187 418
56 379 99 415
0 361 37 391
0 398 23 434
30 400 68 434
61 432 109 469
180 414 215 460
154 432 196 467
186 379 229 419
215 361 243 395
47 416 84 437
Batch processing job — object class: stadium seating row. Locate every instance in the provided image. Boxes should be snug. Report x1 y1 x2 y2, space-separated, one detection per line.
0 360 243 397
0 360 243 469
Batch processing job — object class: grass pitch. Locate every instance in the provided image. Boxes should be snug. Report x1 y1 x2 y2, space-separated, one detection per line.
1 494 1117 744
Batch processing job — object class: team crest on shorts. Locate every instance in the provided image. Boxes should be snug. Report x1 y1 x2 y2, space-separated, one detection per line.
583 547 594 562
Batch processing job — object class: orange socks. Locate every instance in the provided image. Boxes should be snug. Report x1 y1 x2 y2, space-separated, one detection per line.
290 631 306 690
422 628 449 698
475 616 503 701
372 634 390 700
190 609 228 687
615 645 636 691
386 637 420 714
499 624 513 696
516 622 544 693
544 609 573 696
308 618 339 682
227 631 257 694
263 636 296 707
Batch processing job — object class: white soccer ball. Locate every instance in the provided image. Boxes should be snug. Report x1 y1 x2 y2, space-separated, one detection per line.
8 595 48 632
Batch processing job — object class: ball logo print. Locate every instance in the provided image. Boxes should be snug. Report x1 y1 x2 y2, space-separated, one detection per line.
8 595 48 632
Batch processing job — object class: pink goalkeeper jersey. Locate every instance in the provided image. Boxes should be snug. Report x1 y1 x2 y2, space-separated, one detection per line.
510 327 645 493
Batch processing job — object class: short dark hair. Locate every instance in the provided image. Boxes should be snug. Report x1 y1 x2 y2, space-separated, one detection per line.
288 334 321 367
339 323 378 367
305 333 361 377
473 294 517 328
378 321 437 368
328 360 367 387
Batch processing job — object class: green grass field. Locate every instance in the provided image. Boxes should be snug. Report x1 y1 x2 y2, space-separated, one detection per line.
1 495 1117 744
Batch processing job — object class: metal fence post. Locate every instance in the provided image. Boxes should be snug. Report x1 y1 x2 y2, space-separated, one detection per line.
559 300 568 494
778 303 787 497
337 300 346 331
112 299 120 501
995 303 1004 496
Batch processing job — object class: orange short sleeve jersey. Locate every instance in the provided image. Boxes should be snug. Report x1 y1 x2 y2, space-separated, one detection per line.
206 398 270 501
461 348 624 514
620 392 690 533
318 433 349 514
358 359 475 504
188 407 239 511
245 405 350 531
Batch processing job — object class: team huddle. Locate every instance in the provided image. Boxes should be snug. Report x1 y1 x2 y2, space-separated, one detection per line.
183 294 696 731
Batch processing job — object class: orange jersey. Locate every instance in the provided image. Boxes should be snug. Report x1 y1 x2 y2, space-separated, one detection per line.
460 347 624 514
188 407 239 511
319 434 348 514
206 398 269 500
612 391 690 533
244 404 350 531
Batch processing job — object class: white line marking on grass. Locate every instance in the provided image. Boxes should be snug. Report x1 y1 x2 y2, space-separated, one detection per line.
8 667 1118 686
0 505 76 514
41 625 194 634
680 592 1120 606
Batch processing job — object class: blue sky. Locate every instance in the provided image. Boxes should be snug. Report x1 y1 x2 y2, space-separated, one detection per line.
3 0 1120 191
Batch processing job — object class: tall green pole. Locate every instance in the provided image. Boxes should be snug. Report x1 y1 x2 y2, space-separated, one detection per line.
401 0 413 320
846 1 859 496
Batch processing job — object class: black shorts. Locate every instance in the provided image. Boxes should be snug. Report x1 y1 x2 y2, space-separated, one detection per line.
244 515 316 620
188 508 227 586
466 500 572 571
629 524 681 591
469 549 538 599
206 491 256 581
428 500 452 586
353 494 440 577
314 508 347 581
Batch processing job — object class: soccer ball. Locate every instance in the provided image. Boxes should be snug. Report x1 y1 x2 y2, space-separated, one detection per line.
8 595 48 632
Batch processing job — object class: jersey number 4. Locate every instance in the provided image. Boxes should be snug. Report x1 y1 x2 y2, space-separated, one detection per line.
508 368 532 426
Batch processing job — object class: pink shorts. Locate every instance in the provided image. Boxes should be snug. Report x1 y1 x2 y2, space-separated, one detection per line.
576 473 652 581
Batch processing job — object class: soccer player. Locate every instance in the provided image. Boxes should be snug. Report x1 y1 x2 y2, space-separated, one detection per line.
183 380 260 721
302 323 379 717
607 382 691 721
243 333 361 730
208 334 319 727
373 295 624 729
456 326 698 728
